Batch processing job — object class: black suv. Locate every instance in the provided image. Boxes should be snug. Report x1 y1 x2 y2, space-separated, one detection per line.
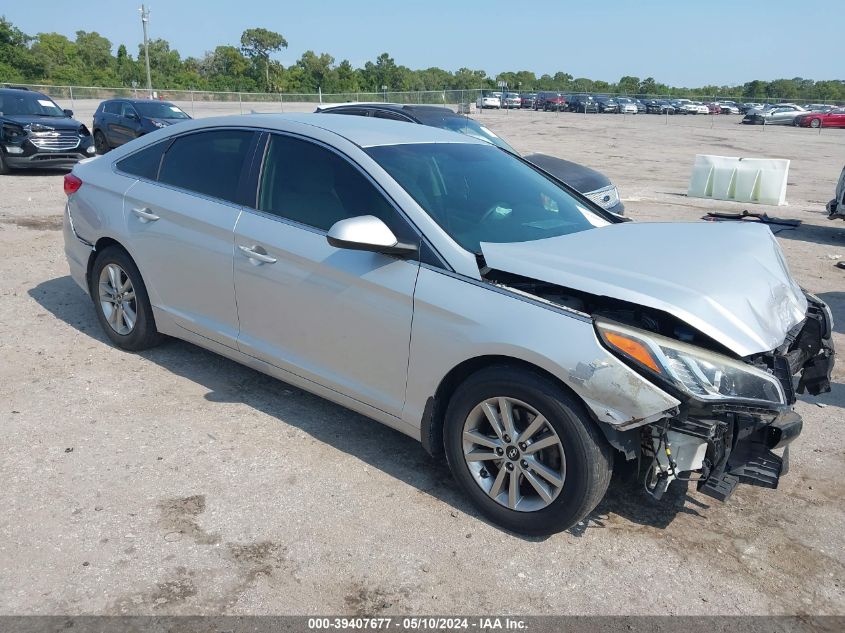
315 103 625 216
0 87 94 174
92 98 191 153
567 94 599 113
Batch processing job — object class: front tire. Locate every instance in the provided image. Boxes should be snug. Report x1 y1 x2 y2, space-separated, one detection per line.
810 118 822 129
90 246 164 351
0 151 9 175
443 366 613 535
94 131 110 155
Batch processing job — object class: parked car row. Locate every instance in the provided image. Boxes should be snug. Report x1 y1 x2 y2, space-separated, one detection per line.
475 91 844 122
740 102 845 127
477 91 756 115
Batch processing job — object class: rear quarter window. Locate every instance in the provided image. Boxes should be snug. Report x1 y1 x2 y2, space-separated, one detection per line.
115 140 168 181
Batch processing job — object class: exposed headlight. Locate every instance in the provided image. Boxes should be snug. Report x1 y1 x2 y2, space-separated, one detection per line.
150 119 167 128
596 320 785 405
24 123 54 133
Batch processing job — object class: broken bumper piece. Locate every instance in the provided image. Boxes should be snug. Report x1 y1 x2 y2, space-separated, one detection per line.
697 409 801 502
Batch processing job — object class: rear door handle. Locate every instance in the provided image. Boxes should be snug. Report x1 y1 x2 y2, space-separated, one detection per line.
131 207 160 223
238 244 277 264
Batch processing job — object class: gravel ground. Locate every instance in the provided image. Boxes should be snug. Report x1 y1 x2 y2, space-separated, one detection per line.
1 101 843 616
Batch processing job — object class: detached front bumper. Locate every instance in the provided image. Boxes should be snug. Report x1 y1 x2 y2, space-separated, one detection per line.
644 294 835 502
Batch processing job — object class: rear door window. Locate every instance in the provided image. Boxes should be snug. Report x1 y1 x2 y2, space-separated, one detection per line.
158 129 255 204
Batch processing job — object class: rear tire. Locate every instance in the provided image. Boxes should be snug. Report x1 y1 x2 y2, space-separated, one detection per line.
443 366 613 535
90 246 164 351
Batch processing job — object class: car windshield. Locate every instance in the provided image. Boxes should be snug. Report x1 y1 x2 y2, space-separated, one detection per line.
0 92 66 117
366 143 608 254
134 102 190 119
415 113 518 154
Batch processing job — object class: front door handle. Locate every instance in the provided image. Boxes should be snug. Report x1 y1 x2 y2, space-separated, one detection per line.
131 207 160 223
238 244 277 264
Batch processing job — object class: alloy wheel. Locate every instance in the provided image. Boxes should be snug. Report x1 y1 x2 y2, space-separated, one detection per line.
462 397 566 512
98 263 137 335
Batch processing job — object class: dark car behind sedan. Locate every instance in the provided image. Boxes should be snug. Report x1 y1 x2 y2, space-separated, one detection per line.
315 103 625 215
92 98 191 154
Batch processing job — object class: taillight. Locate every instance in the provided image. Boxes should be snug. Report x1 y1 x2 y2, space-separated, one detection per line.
64 173 83 196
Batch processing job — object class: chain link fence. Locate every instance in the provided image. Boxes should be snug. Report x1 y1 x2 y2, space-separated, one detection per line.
1 83 487 112
4 82 843 109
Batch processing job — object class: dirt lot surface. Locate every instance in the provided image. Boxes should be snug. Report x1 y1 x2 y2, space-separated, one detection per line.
1 101 844 616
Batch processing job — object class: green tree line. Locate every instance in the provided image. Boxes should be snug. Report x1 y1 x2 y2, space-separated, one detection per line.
1 16 843 101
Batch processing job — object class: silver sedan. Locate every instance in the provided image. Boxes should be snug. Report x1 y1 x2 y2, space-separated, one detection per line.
62 114 833 534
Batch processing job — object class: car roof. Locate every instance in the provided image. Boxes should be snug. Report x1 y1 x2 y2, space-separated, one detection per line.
103 98 177 105
0 87 41 95
315 102 456 116
197 112 487 148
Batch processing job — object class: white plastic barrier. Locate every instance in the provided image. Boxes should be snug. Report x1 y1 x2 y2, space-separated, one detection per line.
688 155 790 206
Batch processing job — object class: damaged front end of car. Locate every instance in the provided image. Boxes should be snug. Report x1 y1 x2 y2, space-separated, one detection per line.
595 293 834 502
478 222 835 505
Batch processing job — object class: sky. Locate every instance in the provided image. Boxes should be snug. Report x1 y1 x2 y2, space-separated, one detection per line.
2 0 839 87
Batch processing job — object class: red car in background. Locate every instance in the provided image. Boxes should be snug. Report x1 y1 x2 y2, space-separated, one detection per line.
535 92 567 111
707 102 721 114
794 109 845 128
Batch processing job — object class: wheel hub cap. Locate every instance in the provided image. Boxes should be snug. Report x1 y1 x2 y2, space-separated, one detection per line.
462 396 566 512
98 263 137 336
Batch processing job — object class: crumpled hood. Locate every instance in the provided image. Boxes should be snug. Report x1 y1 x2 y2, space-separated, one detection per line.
2 114 81 130
481 221 808 357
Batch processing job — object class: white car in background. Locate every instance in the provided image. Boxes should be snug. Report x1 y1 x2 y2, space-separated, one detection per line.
614 97 639 114
477 94 502 109
681 102 710 115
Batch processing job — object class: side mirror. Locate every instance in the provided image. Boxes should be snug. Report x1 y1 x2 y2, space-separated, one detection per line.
327 215 418 257
63 109 74 117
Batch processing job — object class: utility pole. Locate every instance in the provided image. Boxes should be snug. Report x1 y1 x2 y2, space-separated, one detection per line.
139 5 152 98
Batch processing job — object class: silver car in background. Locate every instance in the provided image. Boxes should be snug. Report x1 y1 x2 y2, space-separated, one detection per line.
62 114 834 535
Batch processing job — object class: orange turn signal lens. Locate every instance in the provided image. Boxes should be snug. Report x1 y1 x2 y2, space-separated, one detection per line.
604 331 662 373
